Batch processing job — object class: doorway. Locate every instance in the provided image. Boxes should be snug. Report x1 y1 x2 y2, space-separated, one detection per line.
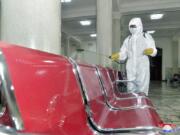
150 48 162 81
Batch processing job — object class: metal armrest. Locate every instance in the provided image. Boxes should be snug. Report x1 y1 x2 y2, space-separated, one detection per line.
115 80 136 84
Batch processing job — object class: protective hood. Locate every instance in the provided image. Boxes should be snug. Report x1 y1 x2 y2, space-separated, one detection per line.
129 18 143 35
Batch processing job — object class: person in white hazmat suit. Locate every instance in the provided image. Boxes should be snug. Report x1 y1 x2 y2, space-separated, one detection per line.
111 18 157 95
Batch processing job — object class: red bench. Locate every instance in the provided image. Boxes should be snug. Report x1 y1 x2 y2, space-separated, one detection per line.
74 62 163 132
0 43 163 134
106 68 146 97
97 66 154 108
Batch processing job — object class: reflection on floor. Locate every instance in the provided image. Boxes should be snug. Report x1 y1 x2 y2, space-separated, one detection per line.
149 81 180 126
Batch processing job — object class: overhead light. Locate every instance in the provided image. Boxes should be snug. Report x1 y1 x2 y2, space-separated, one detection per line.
80 20 92 26
61 0 71 3
90 34 97 37
150 13 164 20
147 30 155 34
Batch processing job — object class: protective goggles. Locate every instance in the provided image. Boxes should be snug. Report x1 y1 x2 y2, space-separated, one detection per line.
129 25 137 28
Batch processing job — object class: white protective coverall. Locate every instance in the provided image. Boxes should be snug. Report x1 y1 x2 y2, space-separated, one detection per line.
119 18 157 95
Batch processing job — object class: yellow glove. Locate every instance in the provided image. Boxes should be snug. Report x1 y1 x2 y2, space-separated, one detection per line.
110 52 120 61
143 48 154 55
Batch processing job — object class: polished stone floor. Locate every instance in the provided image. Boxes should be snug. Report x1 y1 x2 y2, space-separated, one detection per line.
149 81 180 126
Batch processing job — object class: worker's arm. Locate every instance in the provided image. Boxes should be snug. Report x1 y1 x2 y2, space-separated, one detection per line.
110 37 129 61
143 33 157 57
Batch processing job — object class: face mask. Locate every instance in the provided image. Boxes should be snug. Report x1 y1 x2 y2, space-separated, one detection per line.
129 27 137 35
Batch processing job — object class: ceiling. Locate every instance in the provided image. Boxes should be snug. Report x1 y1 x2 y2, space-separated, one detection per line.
61 0 180 41
62 16 96 41
121 10 180 38
62 0 96 10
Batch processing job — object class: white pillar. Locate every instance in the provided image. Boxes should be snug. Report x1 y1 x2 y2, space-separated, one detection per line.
0 0 61 55
172 41 178 68
112 16 122 70
171 40 179 74
97 0 112 66
178 39 180 67
112 18 121 53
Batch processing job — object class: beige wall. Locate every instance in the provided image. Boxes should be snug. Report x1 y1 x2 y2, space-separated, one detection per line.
155 38 173 80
